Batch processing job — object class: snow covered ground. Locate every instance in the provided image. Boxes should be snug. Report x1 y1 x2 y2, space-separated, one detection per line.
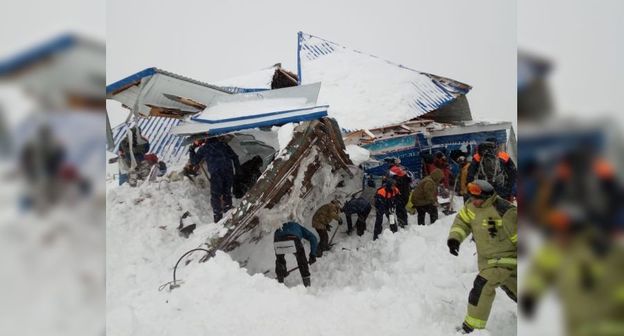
107 176 516 336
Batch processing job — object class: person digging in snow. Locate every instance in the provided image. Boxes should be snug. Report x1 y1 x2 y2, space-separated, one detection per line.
408 168 444 225
312 200 343 257
274 221 318 287
189 136 240 222
373 179 401 240
447 180 517 333
342 195 372 236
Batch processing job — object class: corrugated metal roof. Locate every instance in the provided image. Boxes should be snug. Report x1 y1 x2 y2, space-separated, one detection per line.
0 34 105 77
297 32 472 130
111 117 188 164
106 67 232 96
0 34 75 76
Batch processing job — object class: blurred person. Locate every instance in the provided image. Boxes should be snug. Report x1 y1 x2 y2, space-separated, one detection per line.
408 168 443 226
311 200 342 257
17 124 89 211
342 195 372 236
457 156 471 203
433 151 452 189
387 157 411 227
520 147 624 336
447 180 517 334
373 178 400 240
467 139 517 201
274 221 318 287
189 136 240 222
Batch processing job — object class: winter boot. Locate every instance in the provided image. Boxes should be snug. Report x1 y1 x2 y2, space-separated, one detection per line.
302 276 311 287
457 322 473 334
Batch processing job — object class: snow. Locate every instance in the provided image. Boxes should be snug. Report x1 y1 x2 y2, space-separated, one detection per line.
300 34 463 131
345 144 370 166
198 98 310 121
276 123 295 152
214 66 276 89
106 176 516 336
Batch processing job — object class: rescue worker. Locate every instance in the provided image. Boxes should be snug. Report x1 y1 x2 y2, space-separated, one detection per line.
447 180 517 333
467 140 517 201
189 136 240 222
520 150 624 336
387 158 411 227
233 155 263 198
433 152 452 189
342 196 372 236
311 200 343 257
520 226 624 336
118 125 150 186
458 156 471 203
274 221 318 287
410 168 444 226
373 179 401 240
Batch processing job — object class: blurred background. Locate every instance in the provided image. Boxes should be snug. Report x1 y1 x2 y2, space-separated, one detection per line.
0 0 105 335
517 0 624 335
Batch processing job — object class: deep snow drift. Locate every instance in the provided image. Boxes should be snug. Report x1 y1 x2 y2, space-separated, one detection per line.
106 177 516 336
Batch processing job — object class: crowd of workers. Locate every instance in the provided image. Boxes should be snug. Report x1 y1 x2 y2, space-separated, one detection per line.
120 129 521 334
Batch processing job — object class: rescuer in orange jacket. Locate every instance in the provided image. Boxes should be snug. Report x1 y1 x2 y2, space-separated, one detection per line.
373 179 401 240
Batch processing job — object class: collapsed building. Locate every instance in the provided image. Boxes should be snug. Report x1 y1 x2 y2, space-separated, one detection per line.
106 32 515 274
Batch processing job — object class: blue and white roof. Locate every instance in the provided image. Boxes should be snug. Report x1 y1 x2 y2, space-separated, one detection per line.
297 32 472 130
171 83 327 135
111 116 188 164
0 34 105 108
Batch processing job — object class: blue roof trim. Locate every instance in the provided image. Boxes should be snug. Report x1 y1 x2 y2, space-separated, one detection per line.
219 87 270 94
106 67 157 95
0 34 76 75
191 105 330 124
207 111 328 136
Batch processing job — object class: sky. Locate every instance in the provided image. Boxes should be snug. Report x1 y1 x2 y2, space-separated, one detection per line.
106 0 517 127
518 0 624 127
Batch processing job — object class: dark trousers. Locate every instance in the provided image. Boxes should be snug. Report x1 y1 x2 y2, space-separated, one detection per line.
315 228 329 257
210 170 233 222
374 207 397 240
274 236 310 283
346 207 371 236
396 197 408 227
416 204 438 225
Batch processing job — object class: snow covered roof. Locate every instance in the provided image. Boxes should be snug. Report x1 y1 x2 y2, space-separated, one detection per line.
106 68 271 118
171 83 327 136
0 34 105 107
297 32 472 130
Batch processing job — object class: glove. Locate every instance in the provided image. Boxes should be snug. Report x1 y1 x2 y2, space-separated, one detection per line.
308 254 317 265
338 218 343 226
327 224 333 232
447 239 460 256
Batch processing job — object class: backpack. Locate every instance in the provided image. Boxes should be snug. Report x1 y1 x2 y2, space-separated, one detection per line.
477 143 506 187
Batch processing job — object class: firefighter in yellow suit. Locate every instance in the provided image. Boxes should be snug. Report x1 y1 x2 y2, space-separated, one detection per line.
447 180 517 333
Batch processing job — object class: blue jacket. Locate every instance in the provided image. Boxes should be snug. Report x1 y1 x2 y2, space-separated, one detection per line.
342 197 371 215
274 222 319 256
189 139 240 174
